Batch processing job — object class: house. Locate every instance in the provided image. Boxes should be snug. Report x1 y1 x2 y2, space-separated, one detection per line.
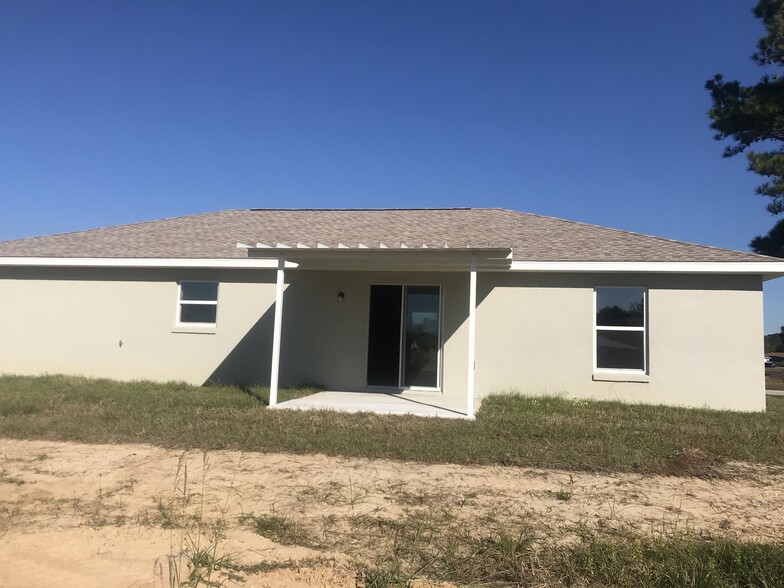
0 207 782 415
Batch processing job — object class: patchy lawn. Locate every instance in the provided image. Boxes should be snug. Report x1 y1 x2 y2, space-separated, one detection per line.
0 374 783 475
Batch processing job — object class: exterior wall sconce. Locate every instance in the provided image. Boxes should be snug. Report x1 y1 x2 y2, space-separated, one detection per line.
337 291 345 302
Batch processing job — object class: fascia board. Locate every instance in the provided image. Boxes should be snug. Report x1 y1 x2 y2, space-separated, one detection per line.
0 257 299 269
509 261 784 280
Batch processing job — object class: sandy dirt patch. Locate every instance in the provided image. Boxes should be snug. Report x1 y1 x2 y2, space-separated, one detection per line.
0 439 782 587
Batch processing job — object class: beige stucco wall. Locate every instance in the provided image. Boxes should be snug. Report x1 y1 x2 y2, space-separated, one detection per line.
278 270 469 392
0 267 766 411
475 273 766 412
0 267 278 385
0 268 471 394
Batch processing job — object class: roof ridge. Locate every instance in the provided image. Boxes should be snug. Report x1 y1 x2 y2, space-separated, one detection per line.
247 207 476 211
496 208 769 260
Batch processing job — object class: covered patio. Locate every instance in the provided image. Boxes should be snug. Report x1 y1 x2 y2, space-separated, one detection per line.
272 390 471 419
249 246 512 420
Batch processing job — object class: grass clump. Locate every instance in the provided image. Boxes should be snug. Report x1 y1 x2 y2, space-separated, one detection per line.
1 374 783 475
342 503 784 587
359 565 411 588
553 536 784 588
0 467 24 486
240 513 310 547
358 520 784 587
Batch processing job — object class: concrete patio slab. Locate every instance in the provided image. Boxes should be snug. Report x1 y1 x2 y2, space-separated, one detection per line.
272 391 471 419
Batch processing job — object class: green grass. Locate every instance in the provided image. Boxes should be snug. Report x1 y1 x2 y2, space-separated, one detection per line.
554 537 784 588
396 530 784 588
238 513 310 546
765 366 784 390
240 499 784 588
1 374 783 474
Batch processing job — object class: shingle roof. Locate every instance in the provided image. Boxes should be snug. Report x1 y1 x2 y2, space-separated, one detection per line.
0 208 775 263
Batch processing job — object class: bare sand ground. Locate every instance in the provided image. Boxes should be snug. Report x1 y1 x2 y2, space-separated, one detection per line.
0 439 782 587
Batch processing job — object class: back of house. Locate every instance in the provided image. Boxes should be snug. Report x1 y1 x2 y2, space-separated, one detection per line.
1 207 782 413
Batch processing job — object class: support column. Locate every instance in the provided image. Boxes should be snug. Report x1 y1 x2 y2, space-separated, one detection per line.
467 252 477 419
269 254 285 407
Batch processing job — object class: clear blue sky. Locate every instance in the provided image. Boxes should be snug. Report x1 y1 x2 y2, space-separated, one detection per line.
2 1 783 333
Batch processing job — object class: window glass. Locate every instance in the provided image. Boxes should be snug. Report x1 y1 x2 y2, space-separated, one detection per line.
180 281 219 301
597 330 645 370
595 287 646 372
178 281 219 325
403 286 440 387
596 287 644 327
180 304 218 324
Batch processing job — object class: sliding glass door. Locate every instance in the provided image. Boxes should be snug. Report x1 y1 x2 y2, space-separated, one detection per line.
367 285 441 389
402 286 440 387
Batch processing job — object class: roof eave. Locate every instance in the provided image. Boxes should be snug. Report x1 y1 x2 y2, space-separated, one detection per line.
509 260 784 280
0 257 297 269
0 256 782 279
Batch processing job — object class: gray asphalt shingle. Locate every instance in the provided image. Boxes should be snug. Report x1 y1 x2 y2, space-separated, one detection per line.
0 208 774 263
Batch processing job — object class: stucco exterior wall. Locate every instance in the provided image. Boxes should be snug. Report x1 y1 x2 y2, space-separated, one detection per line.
0 268 471 393
474 273 766 411
0 267 278 385
277 270 469 392
0 267 766 411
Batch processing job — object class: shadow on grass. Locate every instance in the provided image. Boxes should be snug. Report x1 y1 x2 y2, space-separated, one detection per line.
239 386 269 406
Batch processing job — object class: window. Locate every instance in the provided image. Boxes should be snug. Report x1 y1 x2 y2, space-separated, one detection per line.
594 287 646 372
178 281 219 326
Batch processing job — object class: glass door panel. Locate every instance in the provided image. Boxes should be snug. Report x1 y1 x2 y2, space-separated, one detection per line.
402 286 440 387
366 285 403 386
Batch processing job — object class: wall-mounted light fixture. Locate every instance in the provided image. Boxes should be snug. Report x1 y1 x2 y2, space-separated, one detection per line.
337 291 345 302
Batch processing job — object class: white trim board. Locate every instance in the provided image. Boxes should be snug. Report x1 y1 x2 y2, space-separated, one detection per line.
1 257 783 278
509 261 784 279
0 257 300 269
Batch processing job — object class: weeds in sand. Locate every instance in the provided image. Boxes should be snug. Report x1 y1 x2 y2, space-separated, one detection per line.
0 467 24 486
0 503 21 538
77 475 135 528
154 497 186 530
240 512 311 547
339 498 784 588
549 488 573 502
547 474 575 502
390 482 439 507
359 565 411 588
455 490 478 508
175 530 243 587
323 474 366 509
165 451 244 588
151 452 326 586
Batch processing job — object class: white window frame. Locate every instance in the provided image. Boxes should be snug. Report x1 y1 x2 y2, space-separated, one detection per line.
176 280 219 328
593 286 647 374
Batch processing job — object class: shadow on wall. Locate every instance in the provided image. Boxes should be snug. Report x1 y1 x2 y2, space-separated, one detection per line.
203 271 495 390
204 304 275 387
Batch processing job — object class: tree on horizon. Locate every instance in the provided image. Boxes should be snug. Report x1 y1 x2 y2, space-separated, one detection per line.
706 0 784 257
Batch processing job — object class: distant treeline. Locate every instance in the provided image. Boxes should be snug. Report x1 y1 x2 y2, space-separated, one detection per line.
765 327 784 353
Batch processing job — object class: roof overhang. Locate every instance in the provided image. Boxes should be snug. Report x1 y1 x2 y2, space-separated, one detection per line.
1 256 783 280
0 257 299 269
509 261 784 281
